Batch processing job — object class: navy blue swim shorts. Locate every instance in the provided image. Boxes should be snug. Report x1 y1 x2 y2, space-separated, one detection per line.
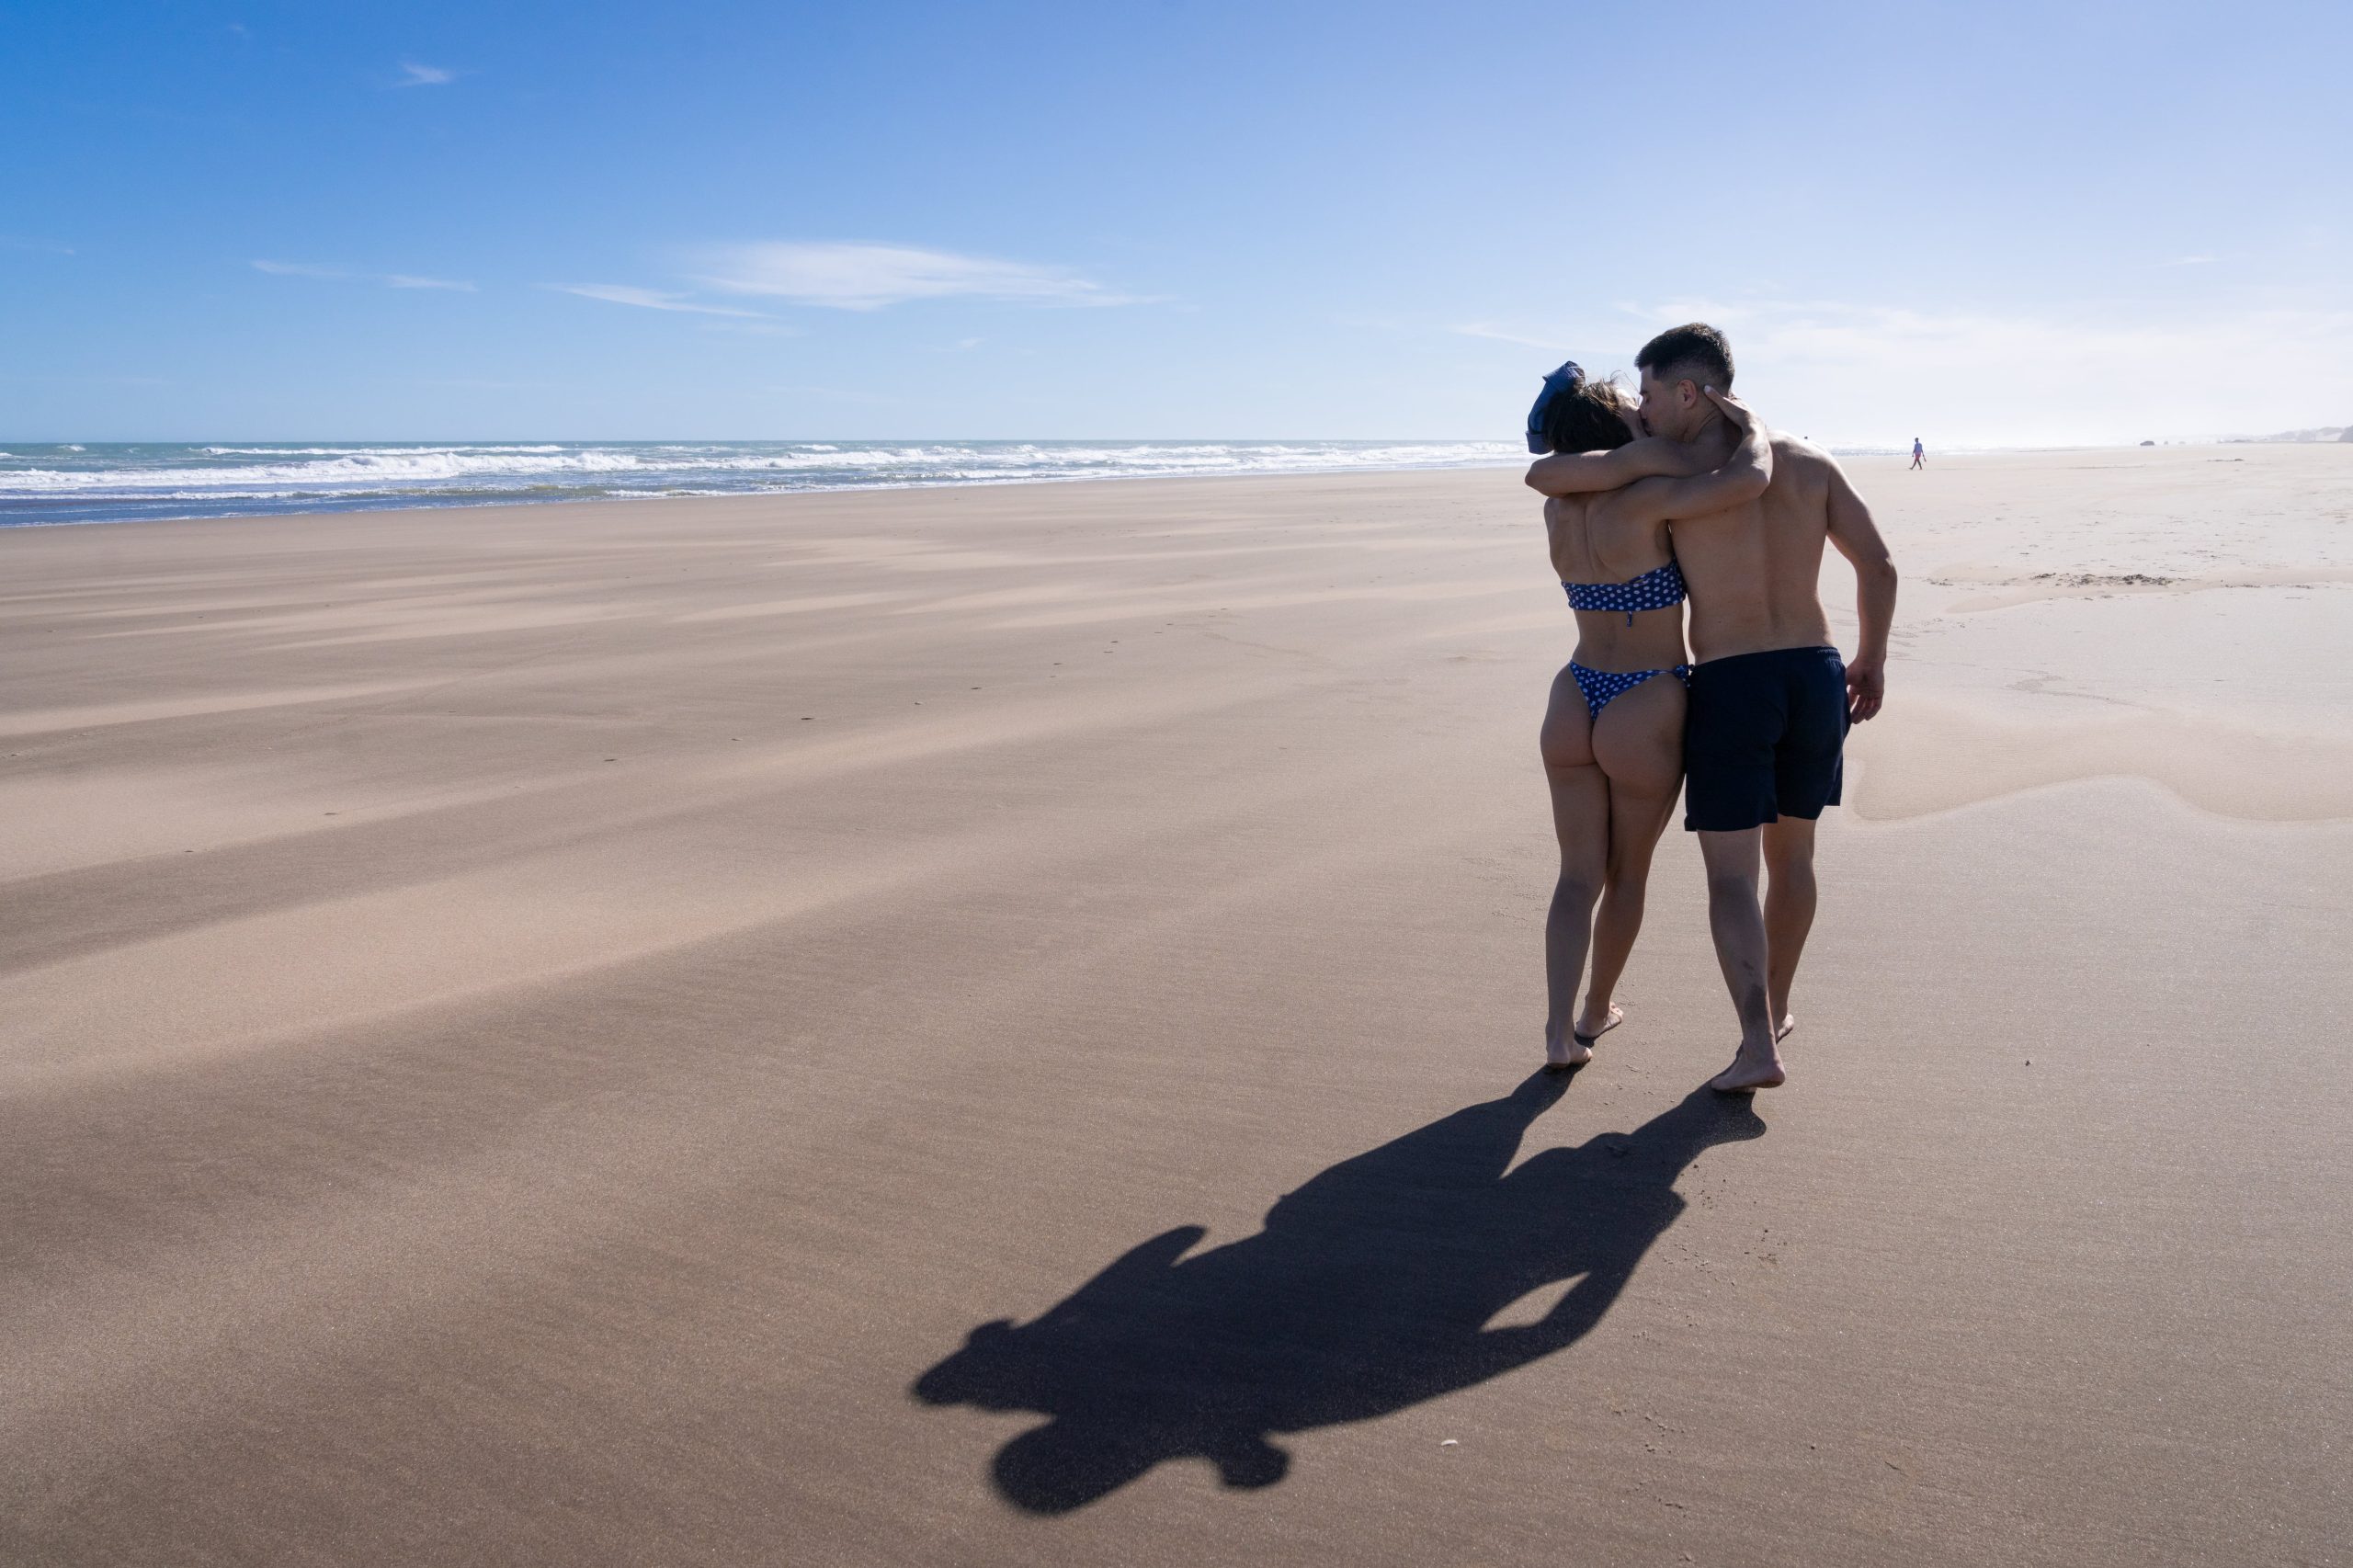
1682 645 1849 832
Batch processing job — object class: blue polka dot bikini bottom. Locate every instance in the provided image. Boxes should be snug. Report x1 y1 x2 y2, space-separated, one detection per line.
1571 661 1693 721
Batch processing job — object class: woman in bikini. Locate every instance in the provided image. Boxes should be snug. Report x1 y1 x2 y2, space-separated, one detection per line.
1523 363 1769 1069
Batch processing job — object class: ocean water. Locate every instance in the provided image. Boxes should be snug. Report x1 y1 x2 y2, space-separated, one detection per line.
0 440 1522 528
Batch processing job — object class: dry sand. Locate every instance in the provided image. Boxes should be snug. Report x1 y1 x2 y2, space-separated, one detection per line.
3 445 2348 1566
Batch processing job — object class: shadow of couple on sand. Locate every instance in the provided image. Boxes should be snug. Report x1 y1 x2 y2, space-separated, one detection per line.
913 1074 1765 1514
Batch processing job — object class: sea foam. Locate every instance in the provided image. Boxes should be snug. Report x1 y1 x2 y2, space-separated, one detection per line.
0 439 1522 526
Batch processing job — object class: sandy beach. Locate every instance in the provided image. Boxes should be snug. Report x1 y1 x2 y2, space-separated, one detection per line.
3 445 2348 1566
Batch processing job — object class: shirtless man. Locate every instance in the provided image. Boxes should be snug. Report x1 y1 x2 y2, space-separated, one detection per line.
1526 324 1898 1093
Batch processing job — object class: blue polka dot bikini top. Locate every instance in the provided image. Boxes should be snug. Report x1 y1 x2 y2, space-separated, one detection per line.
1562 558 1687 624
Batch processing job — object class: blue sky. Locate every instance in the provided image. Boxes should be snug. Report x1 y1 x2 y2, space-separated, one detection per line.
5 0 2347 445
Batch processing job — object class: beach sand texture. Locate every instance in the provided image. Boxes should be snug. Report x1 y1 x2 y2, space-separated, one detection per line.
4 445 2348 1567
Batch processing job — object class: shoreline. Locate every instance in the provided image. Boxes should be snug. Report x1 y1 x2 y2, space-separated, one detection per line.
6 438 2337 532
0 438 1527 532
0 460 1506 532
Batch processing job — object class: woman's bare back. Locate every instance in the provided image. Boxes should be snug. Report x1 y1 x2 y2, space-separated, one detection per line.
1543 494 1688 673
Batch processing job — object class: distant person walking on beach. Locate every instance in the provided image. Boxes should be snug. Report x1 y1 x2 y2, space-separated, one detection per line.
1519 363 1772 1070
1910 437 1925 470
1530 324 1897 1093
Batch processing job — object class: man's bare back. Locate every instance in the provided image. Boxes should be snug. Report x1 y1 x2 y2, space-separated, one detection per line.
1556 418 1893 709
1670 435 1863 666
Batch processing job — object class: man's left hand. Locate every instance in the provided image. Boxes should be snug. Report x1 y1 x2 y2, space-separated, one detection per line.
1847 658 1885 722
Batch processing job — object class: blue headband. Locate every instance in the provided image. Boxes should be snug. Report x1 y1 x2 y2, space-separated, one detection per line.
1525 360 1584 453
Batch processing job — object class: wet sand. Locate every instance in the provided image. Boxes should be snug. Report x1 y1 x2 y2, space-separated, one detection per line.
4 446 2348 1566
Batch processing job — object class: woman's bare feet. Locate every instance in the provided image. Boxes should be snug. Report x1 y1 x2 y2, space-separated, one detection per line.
1774 1015 1796 1043
1708 1047 1788 1094
1573 1001 1624 1050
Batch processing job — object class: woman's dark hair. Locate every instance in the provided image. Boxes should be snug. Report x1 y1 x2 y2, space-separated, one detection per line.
1537 373 1637 454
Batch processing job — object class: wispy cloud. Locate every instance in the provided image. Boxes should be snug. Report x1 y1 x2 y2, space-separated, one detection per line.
694 242 1150 311
394 62 457 87
2163 254 2216 267
1452 323 1568 350
0 373 170 387
411 376 563 392
0 236 76 256
543 283 767 318
1600 295 2353 444
698 318 803 338
767 383 897 404
1615 295 2353 369
253 259 475 290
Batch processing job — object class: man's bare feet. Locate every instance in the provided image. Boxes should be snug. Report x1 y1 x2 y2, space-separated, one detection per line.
1708 1048 1787 1094
1573 1002 1624 1050
1774 1015 1796 1043
1542 1030 1591 1073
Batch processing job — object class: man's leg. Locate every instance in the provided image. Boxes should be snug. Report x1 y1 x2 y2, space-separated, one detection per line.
1762 814 1818 1038
1697 827 1785 1091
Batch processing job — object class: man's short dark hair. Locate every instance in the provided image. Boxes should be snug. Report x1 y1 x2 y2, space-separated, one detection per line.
1636 323 1734 392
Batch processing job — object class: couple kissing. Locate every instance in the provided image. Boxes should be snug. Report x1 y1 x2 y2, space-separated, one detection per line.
1524 324 1899 1094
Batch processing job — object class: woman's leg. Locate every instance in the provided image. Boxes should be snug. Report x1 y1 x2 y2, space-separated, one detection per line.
1540 665 1608 1066
1580 673 1688 1037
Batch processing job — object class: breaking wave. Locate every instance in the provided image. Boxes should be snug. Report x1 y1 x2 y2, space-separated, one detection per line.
0 439 1522 525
